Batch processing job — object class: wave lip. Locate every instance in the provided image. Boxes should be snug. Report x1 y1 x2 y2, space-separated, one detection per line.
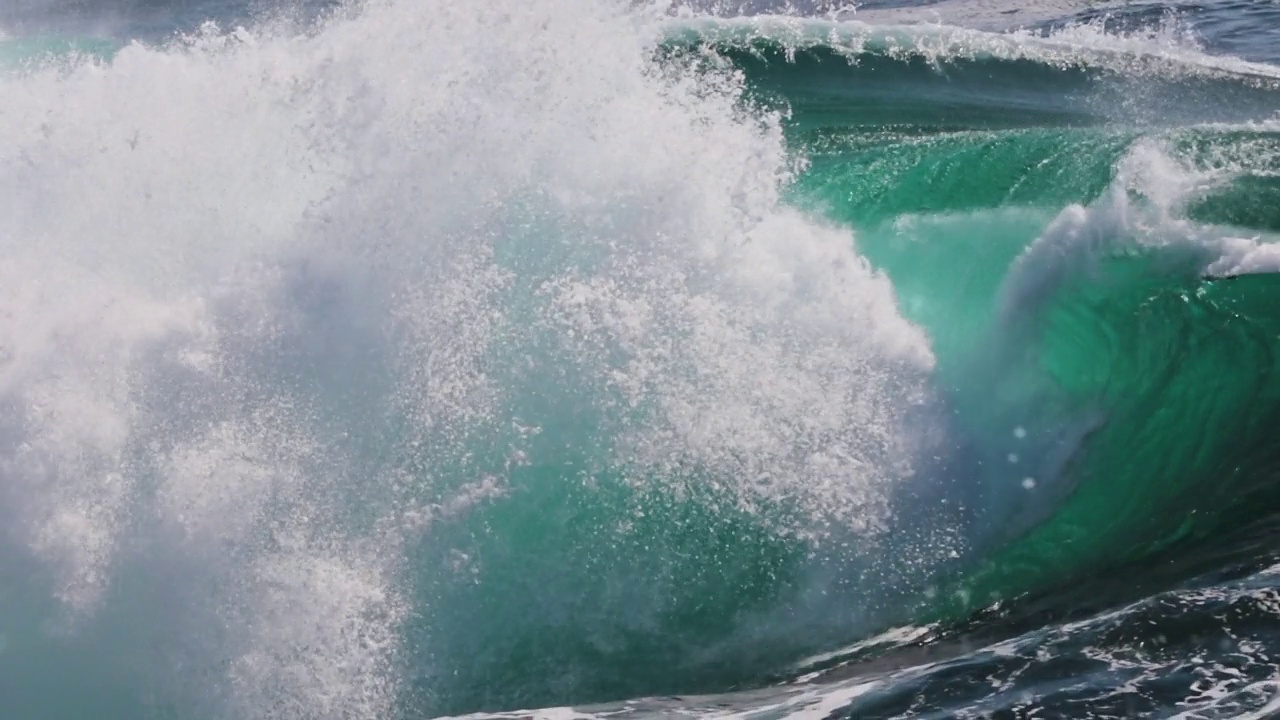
662 14 1280 84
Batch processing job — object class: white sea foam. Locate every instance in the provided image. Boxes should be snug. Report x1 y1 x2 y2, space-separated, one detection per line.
0 0 934 716
662 12 1280 85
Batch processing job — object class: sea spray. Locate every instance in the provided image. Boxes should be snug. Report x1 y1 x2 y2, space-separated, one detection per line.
0 0 942 716
8 2 1280 717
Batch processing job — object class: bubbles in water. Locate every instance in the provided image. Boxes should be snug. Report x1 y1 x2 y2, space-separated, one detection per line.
0 0 938 715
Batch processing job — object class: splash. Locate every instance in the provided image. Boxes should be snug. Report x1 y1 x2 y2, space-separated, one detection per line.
0 0 937 716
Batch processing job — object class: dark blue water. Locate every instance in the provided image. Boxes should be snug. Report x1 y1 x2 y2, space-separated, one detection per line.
10 0 1280 64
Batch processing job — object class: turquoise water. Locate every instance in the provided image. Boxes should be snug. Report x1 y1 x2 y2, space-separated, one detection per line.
4 2 1280 719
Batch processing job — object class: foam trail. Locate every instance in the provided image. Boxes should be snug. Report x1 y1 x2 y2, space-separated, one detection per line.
0 0 937 716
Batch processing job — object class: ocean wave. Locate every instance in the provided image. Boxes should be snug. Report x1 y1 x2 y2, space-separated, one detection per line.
661 14 1280 85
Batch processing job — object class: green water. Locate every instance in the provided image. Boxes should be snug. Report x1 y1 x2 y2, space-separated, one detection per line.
758 40 1280 623
389 36 1280 713
366 26 1280 715
13 18 1280 718
8 4 1280 718
0 35 118 68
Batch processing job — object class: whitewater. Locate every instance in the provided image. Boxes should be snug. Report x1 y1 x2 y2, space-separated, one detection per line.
3 0 1280 718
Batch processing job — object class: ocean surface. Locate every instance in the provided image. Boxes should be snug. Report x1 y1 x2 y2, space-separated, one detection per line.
3 0 1280 718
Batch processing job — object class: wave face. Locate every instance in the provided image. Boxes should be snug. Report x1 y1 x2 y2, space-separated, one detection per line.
714 20 1280 615
6 1 1280 719
673 13 1280 717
